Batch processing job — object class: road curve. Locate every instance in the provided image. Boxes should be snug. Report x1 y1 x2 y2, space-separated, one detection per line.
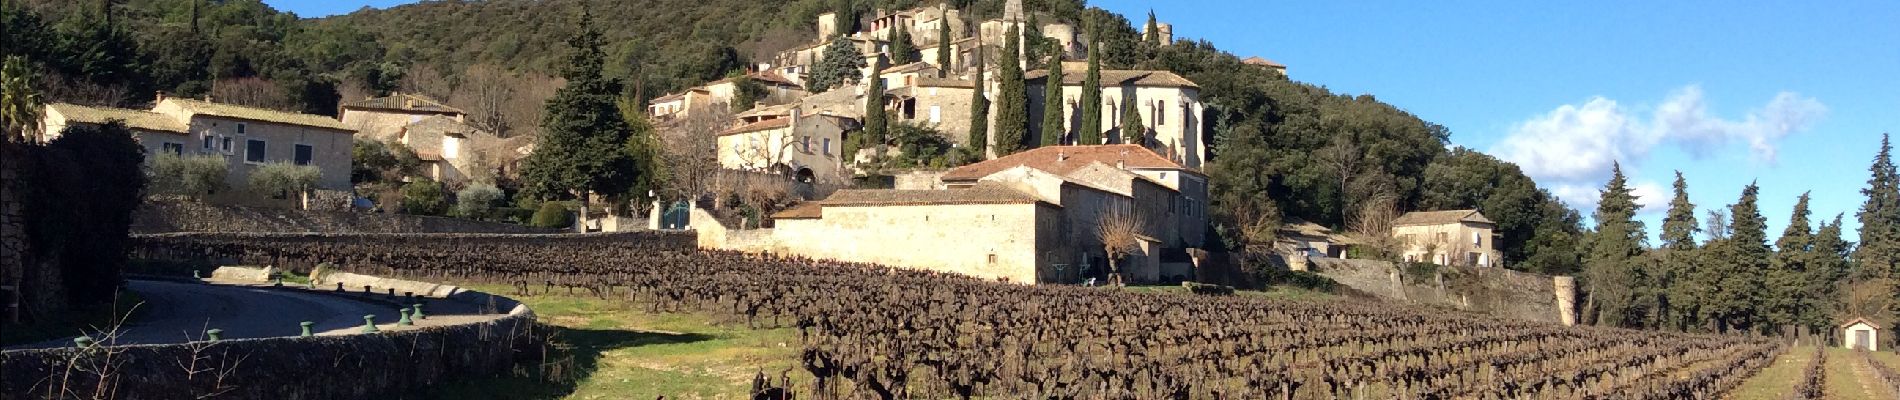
9 280 407 349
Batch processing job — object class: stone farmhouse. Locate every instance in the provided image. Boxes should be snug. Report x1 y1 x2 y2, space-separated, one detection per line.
1027 62 1209 168
340 93 527 185
1393 209 1501 268
701 145 1205 284
650 71 806 121
1243 56 1289 77
40 95 355 192
717 107 861 183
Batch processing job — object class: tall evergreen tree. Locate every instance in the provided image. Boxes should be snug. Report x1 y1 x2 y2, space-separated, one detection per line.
991 24 1027 155
810 38 865 94
1077 39 1102 145
965 40 988 161
888 24 918 65
1143 10 1159 45
863 62 887 158
934 13 951 76
1711 182 1771 333
1766 193 1814 336
1807 214 1853 332
1120 96 1146 146
1037 43 1064 147
1854 134 1900 334
519 10 639 221
1658 171 1701 331
1583 163 1649 328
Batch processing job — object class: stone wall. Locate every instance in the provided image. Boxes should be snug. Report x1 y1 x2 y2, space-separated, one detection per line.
1307 258 1576 325
0 275 540 400
134 200 555 234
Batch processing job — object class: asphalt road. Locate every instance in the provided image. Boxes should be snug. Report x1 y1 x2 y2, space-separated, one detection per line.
10 280 410 349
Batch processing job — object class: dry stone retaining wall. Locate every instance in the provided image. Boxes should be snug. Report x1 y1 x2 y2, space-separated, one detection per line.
1307 258 1575 325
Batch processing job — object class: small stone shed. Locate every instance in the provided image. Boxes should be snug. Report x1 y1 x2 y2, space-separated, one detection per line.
1841 317 1882 351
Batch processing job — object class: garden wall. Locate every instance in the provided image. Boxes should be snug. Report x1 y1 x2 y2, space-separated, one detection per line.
0 275 542 400
134 200 556 234
1307 258 1577 325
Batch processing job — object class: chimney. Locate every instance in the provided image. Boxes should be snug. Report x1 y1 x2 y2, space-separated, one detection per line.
154 91 167 103
1118 150 1128 169
1057 150 1067 162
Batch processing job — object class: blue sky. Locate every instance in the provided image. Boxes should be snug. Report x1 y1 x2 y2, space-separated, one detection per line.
272 0 1900 243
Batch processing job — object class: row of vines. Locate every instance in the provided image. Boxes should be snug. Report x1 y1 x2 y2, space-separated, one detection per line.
131 232 1785 399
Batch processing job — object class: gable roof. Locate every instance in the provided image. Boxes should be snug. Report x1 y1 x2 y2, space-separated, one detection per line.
883 62 939 75
405 115 484 139
340 93 465 115
771 202 824 220
942 145 1196 182
1841 317 1885 330
719 117 792 136
821 183 1051 207
163 99 353 132
1393 210 1495 226
1027 64 1199 89
47 103 189 134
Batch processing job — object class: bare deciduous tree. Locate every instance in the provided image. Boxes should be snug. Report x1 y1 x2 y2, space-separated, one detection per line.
1097 211 1144 287
210 78 295 111
451 64 521 138
1349 193 1402 262
662 106 732 204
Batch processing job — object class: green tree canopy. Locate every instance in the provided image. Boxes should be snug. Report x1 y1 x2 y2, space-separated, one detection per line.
1037 43 1065 147
991 24 1027 156
519 10 640 206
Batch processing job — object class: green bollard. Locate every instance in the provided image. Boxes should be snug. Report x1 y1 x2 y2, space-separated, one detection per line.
411 303 426 320
73 336 94 348
299 321 314 337
206 329 223 342
362 315 379 333
397 307 414 326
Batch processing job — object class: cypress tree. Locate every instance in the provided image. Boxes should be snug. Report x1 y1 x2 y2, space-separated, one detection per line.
965 41 988 161
864 62 887 158
1120 96 1145 146
991 24 1026 155
1143 10 1159 45
1766 193 1813 336
1583 163 1649 328
1855 134 1899 280
1808 214 1852 332
934 13 951 75
1713 182 1771 333
889 24 918 65
1659 171 1701 331
1037 43 1064 147
519 9 638 217
1077 39 1102 145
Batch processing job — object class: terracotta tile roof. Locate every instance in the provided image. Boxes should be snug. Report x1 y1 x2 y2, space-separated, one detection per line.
163 99 353 132
46 103 189 134
1242 56 1286 68
753 71 802 87
405 115 482 138
414 151 443 162
719 117 792 136
821 183 1051 207
1840 317 1886 329
1027 66 1199 89
1393 210 1495 226
340 93 465 115
884 62 938 75
915 77 976 88
942 145 1195 182
771 202 824 219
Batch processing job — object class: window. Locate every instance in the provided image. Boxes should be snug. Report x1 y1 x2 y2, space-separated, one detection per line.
203 135 216 150
162 142 184 155
1435 232 1449 243
245 139 266 164
1157 100 1166 125
294 144 313 166
221 137 233 153
822 138 832 155
235 123 247 135
929 106 941 123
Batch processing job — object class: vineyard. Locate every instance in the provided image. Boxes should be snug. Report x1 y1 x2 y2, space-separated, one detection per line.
131 232 1788 399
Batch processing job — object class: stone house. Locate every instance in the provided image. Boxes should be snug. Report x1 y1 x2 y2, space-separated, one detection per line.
942 145 1207 250
649 71 807 121
41 96 356 192
398 116 523 184
1243 56 1288 77
1026 62 1209 169
885 77 978 147
716 111 859 183
1841 318 1882 351
1392 209 1500 267
338 93 466 143
770 183 1062 284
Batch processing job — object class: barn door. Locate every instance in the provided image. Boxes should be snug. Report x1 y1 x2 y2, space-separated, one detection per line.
1855 330 1871 350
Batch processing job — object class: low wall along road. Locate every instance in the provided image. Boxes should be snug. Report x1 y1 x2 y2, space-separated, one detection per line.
0 270 541 399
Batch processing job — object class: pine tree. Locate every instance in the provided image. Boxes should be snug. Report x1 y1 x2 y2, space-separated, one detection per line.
1807 214 1852 332
1583 163 1649 328
965 41 988 161
520 10 639 219
810 38 865 94
1854 134 1900 335
1766 192 1813 336
1658 171 1701 331
889 24 918 65
934 13 951 75
1077 39 1102 145
1712 182 1771 333
991 24 1027 156
863 62 887 159
1120 96 1146 146
1037 43 1064 147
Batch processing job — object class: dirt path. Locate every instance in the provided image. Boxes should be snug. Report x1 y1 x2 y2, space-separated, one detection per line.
1817 348 1897 400
1844 351 1898 400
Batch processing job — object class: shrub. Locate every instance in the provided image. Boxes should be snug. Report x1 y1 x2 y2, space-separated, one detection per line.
530 202 573 228
248 162 321 198
399 180 450 215
148 153 228 198
456 183 504 219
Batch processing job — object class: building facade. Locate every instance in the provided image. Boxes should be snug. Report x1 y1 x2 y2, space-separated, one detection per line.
43 96 356 192
1027 63 1208 169
338 93 466 143
1392 209 1500 267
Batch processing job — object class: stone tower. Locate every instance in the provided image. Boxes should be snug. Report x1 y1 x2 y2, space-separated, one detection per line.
1005 0 1025 70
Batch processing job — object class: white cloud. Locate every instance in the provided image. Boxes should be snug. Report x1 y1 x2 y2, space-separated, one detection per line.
1490 85 1825 212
